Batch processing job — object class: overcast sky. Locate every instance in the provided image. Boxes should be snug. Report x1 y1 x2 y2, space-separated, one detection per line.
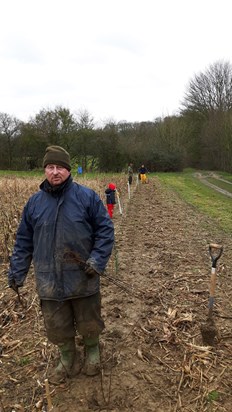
1 0 232 126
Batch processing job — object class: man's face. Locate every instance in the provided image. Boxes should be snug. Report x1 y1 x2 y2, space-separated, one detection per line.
45 164 70 186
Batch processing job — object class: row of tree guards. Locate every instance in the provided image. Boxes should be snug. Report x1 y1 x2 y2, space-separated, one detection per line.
116 173 143 216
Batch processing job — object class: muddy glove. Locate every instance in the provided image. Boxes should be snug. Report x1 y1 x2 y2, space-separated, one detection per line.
85 258 100 278
9 279 23 294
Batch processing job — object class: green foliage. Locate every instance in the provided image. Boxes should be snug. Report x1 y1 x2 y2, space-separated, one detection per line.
95 127 126 172
149 151 183 172
19 357 31 366
206 390 220 403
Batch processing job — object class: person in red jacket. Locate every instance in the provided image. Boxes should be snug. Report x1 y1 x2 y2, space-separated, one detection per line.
105 183 116 218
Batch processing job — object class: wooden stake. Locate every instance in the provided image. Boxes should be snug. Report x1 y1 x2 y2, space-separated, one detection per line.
45 378 53 411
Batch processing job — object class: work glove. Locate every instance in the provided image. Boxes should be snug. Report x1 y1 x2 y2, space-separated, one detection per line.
9 279 23 294
84 258 100 278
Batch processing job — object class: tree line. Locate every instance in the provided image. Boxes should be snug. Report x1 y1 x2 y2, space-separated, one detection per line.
1 60 232 173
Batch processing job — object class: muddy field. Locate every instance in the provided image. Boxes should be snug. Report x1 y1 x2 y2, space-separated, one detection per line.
1 175 232 411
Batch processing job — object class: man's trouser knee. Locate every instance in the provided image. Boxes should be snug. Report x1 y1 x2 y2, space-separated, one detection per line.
41 292 105 344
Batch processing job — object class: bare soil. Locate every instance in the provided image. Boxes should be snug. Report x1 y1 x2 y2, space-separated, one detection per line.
1 176 232 412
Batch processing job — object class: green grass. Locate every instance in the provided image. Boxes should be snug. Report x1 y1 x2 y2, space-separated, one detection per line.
207 177 232 193
206 390 220 403
216 171 232 182
19 357 31 366
156 170 232 234
0 169 117 179
0 169 44 177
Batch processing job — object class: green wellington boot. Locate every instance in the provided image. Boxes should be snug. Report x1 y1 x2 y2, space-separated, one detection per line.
49 338 80 383
83 337 101 376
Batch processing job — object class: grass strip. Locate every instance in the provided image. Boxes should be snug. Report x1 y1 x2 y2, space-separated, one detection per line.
207 177 232 193
157 171 232 234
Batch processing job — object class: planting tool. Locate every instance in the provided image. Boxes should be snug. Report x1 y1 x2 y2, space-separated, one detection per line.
200 243 223 345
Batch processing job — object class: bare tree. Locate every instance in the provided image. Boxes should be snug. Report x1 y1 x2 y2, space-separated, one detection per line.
182 60 232 114
77 109 94 130
0 112 22 168
75 109 95 171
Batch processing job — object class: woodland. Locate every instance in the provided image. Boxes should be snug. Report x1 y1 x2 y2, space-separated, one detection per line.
1 60 232 174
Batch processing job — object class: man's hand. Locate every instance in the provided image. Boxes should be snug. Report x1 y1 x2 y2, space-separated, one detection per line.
84 258 101 278
85 264 98 278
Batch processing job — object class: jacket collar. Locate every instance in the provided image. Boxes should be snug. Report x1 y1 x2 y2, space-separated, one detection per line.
40 175 73 195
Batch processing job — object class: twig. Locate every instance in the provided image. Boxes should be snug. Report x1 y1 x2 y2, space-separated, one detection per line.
63 250 147 299
102 272 144 299
154 355 179 372
16 289 26 308
100 348 113 408
215 313 232 319
0 396 6 412
45 379 53 411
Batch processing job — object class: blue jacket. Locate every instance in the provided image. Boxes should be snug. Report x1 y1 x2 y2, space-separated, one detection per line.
139 167 147 174
8 177 114 301
105 188 116 205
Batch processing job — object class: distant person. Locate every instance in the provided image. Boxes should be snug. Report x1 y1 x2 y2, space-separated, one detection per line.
138 164 148 184
105 182 117 218
127 163 133 185
8 145 114 383
77 165 83 174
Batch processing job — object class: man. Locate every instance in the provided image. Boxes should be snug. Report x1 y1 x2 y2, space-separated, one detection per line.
8 145 114 382
127 163 133 185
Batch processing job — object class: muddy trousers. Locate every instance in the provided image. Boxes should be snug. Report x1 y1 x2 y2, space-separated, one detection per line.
40 292 105 345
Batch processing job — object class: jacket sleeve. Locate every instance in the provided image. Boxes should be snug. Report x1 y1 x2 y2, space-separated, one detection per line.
88 192 114 272
8 202 34 287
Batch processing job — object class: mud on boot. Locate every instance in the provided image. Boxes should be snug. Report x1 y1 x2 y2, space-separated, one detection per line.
83 337 101 376
49 339 81 384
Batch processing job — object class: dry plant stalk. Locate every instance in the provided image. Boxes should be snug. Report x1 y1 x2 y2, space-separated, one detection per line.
0 177 39 262
45 378 53 411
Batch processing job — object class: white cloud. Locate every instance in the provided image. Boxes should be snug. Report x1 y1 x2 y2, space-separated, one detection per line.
1 0 232 124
